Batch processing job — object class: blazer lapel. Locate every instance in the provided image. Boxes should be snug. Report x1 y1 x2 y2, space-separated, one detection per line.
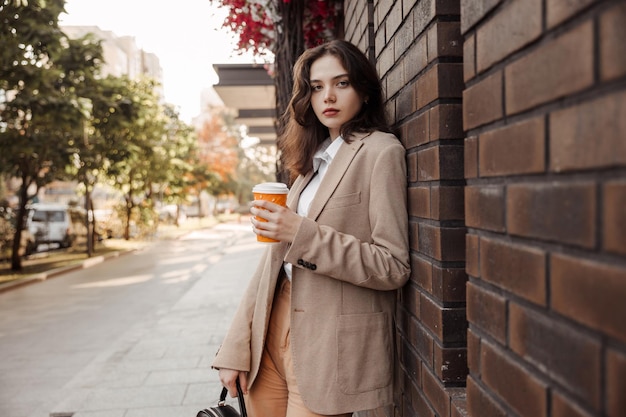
306 133 368 220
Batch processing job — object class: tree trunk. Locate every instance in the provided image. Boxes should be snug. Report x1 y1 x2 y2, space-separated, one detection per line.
85 184 93 257
273 1 305 185
124 194 132 241
11 173 31 271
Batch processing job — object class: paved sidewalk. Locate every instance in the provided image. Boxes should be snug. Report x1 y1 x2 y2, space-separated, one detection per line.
39 225 264 417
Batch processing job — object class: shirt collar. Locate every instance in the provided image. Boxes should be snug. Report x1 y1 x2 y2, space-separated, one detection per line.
313 136 344 172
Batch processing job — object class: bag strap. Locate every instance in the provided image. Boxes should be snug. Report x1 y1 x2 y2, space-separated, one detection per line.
218 381 247 417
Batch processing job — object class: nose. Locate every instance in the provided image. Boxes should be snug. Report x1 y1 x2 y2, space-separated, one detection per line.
324 87 335 103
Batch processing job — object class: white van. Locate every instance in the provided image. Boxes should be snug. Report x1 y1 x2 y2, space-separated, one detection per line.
27 204 75 249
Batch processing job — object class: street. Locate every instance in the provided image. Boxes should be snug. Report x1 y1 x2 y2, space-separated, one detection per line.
0 220 264 417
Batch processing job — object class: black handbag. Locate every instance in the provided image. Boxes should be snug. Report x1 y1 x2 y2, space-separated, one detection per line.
196 381 247 417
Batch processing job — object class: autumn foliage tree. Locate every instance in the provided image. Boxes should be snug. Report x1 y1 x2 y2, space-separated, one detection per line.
195 107 240 196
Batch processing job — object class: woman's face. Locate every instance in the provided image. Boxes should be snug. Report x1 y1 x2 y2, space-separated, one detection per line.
309 54 363 140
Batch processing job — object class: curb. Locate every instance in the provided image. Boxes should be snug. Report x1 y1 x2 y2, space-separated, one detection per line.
0 249 136 294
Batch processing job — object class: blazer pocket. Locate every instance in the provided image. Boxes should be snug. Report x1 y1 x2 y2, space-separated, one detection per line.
325 191 361 210
336 311 392 394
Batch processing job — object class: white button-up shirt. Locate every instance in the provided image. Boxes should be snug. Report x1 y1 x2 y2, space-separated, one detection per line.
284 136 344 280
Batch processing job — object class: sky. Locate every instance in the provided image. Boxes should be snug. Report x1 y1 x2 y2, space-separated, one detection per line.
59 0 258 123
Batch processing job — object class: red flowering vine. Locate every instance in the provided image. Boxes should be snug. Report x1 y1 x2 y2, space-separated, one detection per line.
213 0 340 59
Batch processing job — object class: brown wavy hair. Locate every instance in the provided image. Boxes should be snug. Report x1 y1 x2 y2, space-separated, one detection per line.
278 39 390 180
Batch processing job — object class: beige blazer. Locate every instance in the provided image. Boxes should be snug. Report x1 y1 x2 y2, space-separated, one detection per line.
212 131 410 414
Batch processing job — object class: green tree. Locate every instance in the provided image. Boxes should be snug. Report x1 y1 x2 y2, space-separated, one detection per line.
103 76 196 239
0 0 92 270
58 34 105 256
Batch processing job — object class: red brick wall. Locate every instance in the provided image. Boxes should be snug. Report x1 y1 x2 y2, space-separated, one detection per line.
463 1 626 416
344 0 626 417
347 1 468 416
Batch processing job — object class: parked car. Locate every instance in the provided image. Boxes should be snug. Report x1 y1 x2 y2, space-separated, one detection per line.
26 204 75 249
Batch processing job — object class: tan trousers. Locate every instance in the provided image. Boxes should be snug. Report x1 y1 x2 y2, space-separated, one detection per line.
245 278 351 417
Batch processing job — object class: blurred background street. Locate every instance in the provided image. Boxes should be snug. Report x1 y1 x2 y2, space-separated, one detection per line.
0 219 263 417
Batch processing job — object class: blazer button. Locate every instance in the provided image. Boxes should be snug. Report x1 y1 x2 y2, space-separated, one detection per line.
297 259 304 266
310 264 317 270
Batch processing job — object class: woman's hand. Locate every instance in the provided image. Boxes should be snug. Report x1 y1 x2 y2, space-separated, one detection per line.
250 200 303 243
218 368 248 398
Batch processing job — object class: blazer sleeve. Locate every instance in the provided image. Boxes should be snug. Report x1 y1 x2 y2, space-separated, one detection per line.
284 141 410 291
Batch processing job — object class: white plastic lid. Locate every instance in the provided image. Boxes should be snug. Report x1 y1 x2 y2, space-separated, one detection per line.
252 182 289 194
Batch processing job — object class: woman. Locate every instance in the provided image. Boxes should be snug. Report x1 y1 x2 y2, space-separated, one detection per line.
213 39 410 417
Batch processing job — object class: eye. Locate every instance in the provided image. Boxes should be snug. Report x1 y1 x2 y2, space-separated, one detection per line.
311 84 323 92
337 79 350 88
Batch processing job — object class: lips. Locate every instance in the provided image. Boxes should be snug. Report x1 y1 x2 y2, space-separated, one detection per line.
323 108 339 116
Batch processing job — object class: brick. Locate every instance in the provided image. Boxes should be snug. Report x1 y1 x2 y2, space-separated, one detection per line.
404 35 428 82
430 104 463 141
480 237 547 305
414 320 435 368
421 294 467 343
402 280 421 316
552 253 626 344
604 180 626 256
404 111 430 149
507 182 597 248
452 395 469 417
432 265 467 303
387 62 405 98
464 136 478 179
505 21 594 115
509 303 602 408
481 341 548 417
439 145 465 180
606 348 626 417
546 0 596 28
412 253 433 291
417 63 464 109
412 385 437 417
600 3 626 81
460 0 502 34
422 365 451 416
479 117 546 177
402 333 422 381
377 40 395 78
407 152 418 182
375 0 394 35
465 233 480 278
466 375 507 417
386 3 404 42
413 0 437 35
408 186 430 218
403 0 419 18
409 220 419 251
464 33 476 82
418 224 466 262
427 21 462 63
434 342 467 382
550 90 626 172
434 0 460 15
476 0 542 73
467 282 507 343
397 86 414 121
463 70 503 130
467 329 480 374
465 185 506 232
418 146 464 181
385 98 396 122
431 185 464 221
552 390 593 417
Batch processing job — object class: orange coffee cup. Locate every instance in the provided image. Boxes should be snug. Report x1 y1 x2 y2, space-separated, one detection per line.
252 182 289 243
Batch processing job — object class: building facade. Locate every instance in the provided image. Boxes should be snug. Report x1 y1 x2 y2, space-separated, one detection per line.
344 1 626 417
